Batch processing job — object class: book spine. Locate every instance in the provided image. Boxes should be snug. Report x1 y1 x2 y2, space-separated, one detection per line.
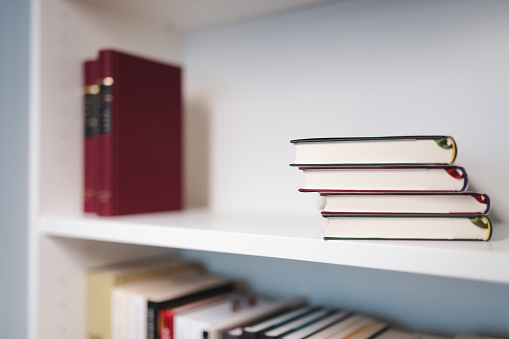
147 302 159 339
131 295 148 339
173 313 186 339
87 273 113 339
83 60 100 213
158 309 176 339
96 50 115 216
112 288 128 339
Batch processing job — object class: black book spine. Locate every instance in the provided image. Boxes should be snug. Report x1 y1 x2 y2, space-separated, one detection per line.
147 302 159 339
98 77 113 136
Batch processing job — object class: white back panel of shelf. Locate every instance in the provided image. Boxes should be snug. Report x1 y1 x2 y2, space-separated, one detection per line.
183 0 509 219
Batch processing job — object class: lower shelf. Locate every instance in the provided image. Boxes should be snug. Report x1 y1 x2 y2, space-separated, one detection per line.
40 208 509 285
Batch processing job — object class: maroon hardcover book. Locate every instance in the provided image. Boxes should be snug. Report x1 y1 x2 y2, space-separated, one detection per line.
96 49 182 216
83 59 100 213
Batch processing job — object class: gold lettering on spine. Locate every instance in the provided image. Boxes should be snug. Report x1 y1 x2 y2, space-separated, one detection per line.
97 190 112 204
84 84 100 95
103 77 114 86
99 77 114 134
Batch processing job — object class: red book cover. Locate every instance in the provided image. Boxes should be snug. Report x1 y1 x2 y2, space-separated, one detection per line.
83 59 100 213
96 49 182 216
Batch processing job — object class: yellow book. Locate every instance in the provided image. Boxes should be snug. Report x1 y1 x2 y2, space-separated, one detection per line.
87 255 203 339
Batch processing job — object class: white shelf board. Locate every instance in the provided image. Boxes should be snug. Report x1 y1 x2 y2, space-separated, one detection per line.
70 0 336 32
40 209 509 285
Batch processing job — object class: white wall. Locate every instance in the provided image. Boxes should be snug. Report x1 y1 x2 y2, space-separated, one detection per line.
182 0 509 336
0 0 30 338
183 0 509 218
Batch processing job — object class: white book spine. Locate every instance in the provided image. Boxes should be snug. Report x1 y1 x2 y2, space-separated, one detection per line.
112 288 128 339
174 314 189 339
130 294 147 339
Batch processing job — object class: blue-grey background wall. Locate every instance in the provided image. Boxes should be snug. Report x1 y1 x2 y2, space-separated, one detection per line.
0 0 30 338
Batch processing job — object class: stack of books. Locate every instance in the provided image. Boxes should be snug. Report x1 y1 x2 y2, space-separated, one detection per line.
82 49 183 217
290 136 492 241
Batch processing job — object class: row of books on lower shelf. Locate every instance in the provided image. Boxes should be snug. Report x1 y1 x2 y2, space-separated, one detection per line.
290 136 492 241
87 255 504 339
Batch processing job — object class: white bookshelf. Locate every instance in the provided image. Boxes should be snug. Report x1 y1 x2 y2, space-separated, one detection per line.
29 0 509 338
40 211 509 285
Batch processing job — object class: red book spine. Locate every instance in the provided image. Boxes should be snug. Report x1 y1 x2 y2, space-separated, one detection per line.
96 50 115 216
83 60 99 213
158 309 176 339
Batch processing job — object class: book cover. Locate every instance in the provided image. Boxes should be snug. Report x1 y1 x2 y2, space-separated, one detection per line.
322 213 492 241
83 59 100 213
298 165 468 192
320 192 491 215
87 256 202 339
290 135 457 166
96 49 182 216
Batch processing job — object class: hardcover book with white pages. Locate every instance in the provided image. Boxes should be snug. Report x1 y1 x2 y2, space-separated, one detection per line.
322 214 492 241
298 165 468 192
291 136 456 166
320 192 490 215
